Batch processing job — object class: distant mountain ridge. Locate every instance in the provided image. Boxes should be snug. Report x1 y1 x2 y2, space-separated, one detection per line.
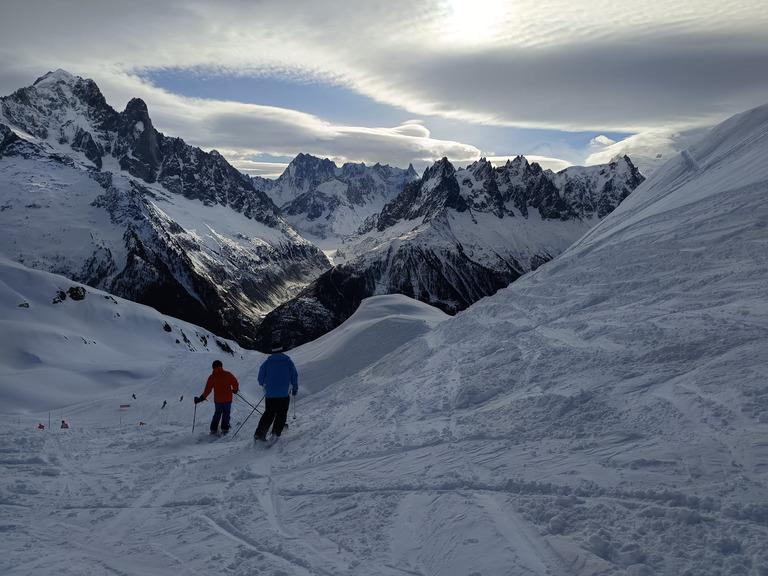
254 154 645 349
253 152 419 243
0 70 329 348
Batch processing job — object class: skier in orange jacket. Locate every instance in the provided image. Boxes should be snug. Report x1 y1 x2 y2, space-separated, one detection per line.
194 360 240 434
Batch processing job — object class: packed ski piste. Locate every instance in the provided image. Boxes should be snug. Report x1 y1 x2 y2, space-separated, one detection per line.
2 105 768 575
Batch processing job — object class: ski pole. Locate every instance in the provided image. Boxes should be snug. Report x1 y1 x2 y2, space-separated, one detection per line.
292 392 296 420
192 397 207 434
232 405 258 438
231 393 266 438
235 392 264 411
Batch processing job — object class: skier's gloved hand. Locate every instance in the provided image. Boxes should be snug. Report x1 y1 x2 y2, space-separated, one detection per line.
233 390 238 395
194 396 202 404
292 390 297 396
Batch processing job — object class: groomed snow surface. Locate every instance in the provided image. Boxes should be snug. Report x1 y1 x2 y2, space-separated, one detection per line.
2 103 768 575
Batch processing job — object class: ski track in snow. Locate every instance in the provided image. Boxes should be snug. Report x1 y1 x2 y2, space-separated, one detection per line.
0 406 582 576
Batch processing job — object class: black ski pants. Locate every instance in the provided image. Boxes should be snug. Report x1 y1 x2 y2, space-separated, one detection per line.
254 396 290 439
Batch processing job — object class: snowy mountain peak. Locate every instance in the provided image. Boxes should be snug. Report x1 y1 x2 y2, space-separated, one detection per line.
0 70 330 348
32 68 76 87
424 155 456 178
1 70 113 148
285 152 339 191
374 153 643 230
370 156 469 232
466 156 495 179
124 96 149 113
502 153 535 175
259 152 420 242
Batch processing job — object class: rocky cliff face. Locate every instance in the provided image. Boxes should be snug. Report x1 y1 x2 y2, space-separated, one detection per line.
0 70 329 347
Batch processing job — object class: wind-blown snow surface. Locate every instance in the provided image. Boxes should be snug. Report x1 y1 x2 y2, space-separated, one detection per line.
2 103 768 575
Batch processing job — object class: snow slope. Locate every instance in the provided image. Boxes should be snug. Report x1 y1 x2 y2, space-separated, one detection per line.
2 103 768 575
0 256 245 414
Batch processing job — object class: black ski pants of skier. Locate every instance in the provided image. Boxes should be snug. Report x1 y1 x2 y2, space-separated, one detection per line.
254 396 290 440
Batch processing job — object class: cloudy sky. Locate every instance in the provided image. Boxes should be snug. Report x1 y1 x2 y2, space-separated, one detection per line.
1 0 767 178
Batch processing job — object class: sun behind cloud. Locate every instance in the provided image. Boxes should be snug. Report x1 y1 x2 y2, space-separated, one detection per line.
443 0 513 46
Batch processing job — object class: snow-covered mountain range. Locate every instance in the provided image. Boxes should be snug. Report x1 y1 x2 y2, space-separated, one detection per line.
0 69 646 351
252 153 419 245
0 70 330 347
255 153 644 349
1 101 766 576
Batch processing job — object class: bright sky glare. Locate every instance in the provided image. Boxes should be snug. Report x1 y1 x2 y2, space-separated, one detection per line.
1 0 766 178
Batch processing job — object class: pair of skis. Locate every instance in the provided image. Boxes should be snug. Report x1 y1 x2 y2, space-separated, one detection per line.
197 431 281 447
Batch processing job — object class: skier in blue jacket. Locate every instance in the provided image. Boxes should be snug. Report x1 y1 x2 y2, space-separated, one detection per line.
254 342 298 441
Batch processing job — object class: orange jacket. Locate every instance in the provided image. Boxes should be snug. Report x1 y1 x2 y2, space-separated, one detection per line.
202 366 239 403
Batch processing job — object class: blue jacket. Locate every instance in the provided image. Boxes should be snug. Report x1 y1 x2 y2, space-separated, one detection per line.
257 353 298 398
